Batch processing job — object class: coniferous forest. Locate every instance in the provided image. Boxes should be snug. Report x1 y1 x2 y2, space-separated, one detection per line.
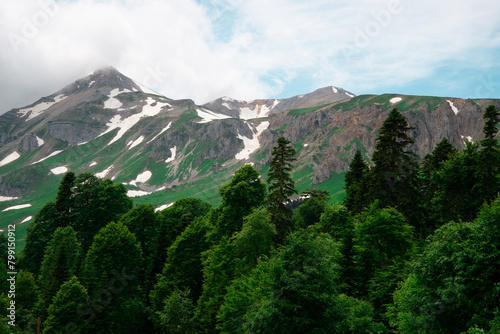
1 105 500 334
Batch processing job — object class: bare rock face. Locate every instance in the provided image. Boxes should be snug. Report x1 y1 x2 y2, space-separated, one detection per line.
257 95 500 184
48 122 109 146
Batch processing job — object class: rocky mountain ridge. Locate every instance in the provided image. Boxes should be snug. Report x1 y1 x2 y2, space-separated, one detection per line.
1 68 499 239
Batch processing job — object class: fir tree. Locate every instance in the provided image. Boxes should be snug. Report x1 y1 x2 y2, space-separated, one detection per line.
368 108 420 229
344 149 369 213
266 136 297 243
54 171 75 226
421 137 457 174
476 104 500 203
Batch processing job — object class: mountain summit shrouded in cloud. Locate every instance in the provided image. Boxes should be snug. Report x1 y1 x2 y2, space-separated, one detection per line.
1 0 500 114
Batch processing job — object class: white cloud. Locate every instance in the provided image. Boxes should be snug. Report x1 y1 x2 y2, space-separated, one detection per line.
1 0 500 114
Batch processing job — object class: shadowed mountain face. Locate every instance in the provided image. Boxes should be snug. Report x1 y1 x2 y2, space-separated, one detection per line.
1 67 499 227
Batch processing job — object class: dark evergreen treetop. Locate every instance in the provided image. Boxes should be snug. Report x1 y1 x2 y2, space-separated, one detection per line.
421 137 457 174
371 108 416 172
345 149 368 190
481 104 500 151
54 171 75 222
475 104 500 204
266 136 297 243
344 148 370 214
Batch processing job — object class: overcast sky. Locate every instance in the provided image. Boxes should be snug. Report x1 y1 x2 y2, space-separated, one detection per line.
0 0 499 114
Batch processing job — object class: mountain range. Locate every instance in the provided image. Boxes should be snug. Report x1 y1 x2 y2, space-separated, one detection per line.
1 67 499 248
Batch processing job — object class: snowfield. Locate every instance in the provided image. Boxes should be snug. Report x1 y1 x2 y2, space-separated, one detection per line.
36 136 45 146
104 88 131 109
0 196 20 202
128 136 145 150
100 97 171 146
20 216 33 224
51 166 69 175
239 101 278 120
18 94 67 121
165 147 177 163
155 203 174 212
447 100 459 115
0 151 21 167
129 170 152 186
196 108 232 123
96 165 114 178
390 97 403 104
127 190 151 197
2 204 32 212
235 121 269 160
31 150 64 165
147 122 173 144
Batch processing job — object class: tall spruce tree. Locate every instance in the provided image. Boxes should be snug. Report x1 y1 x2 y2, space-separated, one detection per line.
344 149 369 213
368 108 420 229
54 171 75 226
420 137 457 231
476 104 500 203
266 136 297 244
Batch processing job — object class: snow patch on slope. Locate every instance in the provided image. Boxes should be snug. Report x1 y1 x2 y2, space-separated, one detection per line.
147 122 172 144
100 97 171 146
332 87 338 94
0 151 21 167
0 196 20 202
165 147 177 163
31 150 64 165
447 100 459 115
127 190 151 197
239 101 277 120
196 108 232 123
129 170 152 186
128 136 144 150
155 203 174 212
2 203 32 211
96 165 114 178
104 88 131 109
51 166 68 175
390 97 403 104
36 136 44 146
20 216 33 224
18 94 67 121
235 121 269 160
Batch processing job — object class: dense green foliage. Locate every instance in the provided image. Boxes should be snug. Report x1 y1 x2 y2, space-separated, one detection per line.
2 105 499 333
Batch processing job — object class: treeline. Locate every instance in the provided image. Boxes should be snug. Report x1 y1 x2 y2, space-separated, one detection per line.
1 105 499 333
